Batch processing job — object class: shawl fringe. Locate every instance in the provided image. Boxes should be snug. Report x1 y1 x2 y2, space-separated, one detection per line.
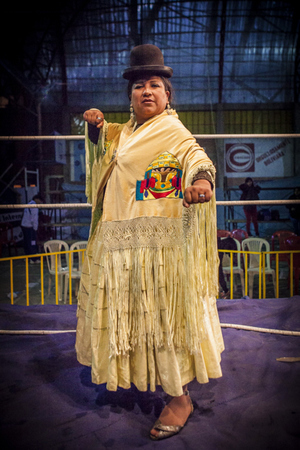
78 195 219 358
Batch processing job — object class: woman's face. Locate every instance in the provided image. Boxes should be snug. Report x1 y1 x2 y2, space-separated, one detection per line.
131 76 170 124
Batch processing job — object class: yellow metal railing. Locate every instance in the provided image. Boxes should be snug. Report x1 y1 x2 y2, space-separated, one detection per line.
218 248 300 300
0 248 299 305
0 249 86 306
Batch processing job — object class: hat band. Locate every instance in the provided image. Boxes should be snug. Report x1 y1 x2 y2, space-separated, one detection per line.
123 65 173 80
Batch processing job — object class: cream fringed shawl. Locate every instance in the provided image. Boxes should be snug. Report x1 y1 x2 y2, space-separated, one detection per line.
77 110 222 361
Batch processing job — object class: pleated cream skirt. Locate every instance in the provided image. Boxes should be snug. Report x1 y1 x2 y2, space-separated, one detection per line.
76 225 224 397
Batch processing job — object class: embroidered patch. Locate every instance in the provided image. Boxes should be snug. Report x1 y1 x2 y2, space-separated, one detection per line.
136 152 183 201
103 140 113 156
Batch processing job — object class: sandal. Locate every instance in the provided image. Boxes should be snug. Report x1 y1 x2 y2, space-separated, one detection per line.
150 390 194 441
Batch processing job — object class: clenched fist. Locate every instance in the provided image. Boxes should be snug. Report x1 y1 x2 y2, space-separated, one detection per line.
183 179 213 208
83 109 104 128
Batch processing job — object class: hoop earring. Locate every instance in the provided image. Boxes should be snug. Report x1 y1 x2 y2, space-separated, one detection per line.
130 103 136 125
166 102 172 115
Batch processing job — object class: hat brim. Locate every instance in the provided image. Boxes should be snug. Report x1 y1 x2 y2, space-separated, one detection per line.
123 65 173 80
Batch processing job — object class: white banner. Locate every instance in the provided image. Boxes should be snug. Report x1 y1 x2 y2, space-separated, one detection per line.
224 138 294 178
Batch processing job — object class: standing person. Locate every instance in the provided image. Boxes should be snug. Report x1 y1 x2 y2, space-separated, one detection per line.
21 193 44 263
286 187 300 235
75 44 224 441
239 177 261 236
218 235 237 299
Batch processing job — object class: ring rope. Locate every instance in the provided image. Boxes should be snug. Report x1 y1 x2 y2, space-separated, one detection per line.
0 324 300 336
220 323 300 336
1 133 300 140
1 200 299 209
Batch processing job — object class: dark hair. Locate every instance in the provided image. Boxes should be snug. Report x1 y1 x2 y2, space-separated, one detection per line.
245 177 253 183
32 193 44 202
127 75 173 104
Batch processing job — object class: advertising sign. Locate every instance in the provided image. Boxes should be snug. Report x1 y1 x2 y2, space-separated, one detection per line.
224 138 293 178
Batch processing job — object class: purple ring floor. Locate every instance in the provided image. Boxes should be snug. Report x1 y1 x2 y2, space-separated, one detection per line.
0 297 300 450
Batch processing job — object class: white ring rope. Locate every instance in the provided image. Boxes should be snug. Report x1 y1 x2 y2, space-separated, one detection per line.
0 324 300 336
220 323 300 336
0 203 93 209
1 133 300 140
1 200 300 209
0 330 76 335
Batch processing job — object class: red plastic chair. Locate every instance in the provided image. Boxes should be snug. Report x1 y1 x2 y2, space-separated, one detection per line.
217 229 232 238
285 236 300 294
271 230 296 263
231 228 249 243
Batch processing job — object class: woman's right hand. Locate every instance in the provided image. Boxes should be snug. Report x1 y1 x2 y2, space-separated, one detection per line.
83 109 104 128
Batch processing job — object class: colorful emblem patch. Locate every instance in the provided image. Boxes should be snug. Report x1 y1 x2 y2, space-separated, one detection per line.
136 152 183 201
103 139 113 156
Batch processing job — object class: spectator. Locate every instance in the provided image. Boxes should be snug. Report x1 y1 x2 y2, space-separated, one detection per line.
239 177 261 236
286 187 300 235
21 193 44 263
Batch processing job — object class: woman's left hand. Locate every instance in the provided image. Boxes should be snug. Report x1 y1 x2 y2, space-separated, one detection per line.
183 179 213 208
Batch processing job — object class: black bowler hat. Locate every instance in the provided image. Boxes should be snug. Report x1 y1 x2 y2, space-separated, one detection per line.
123 44 173 80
